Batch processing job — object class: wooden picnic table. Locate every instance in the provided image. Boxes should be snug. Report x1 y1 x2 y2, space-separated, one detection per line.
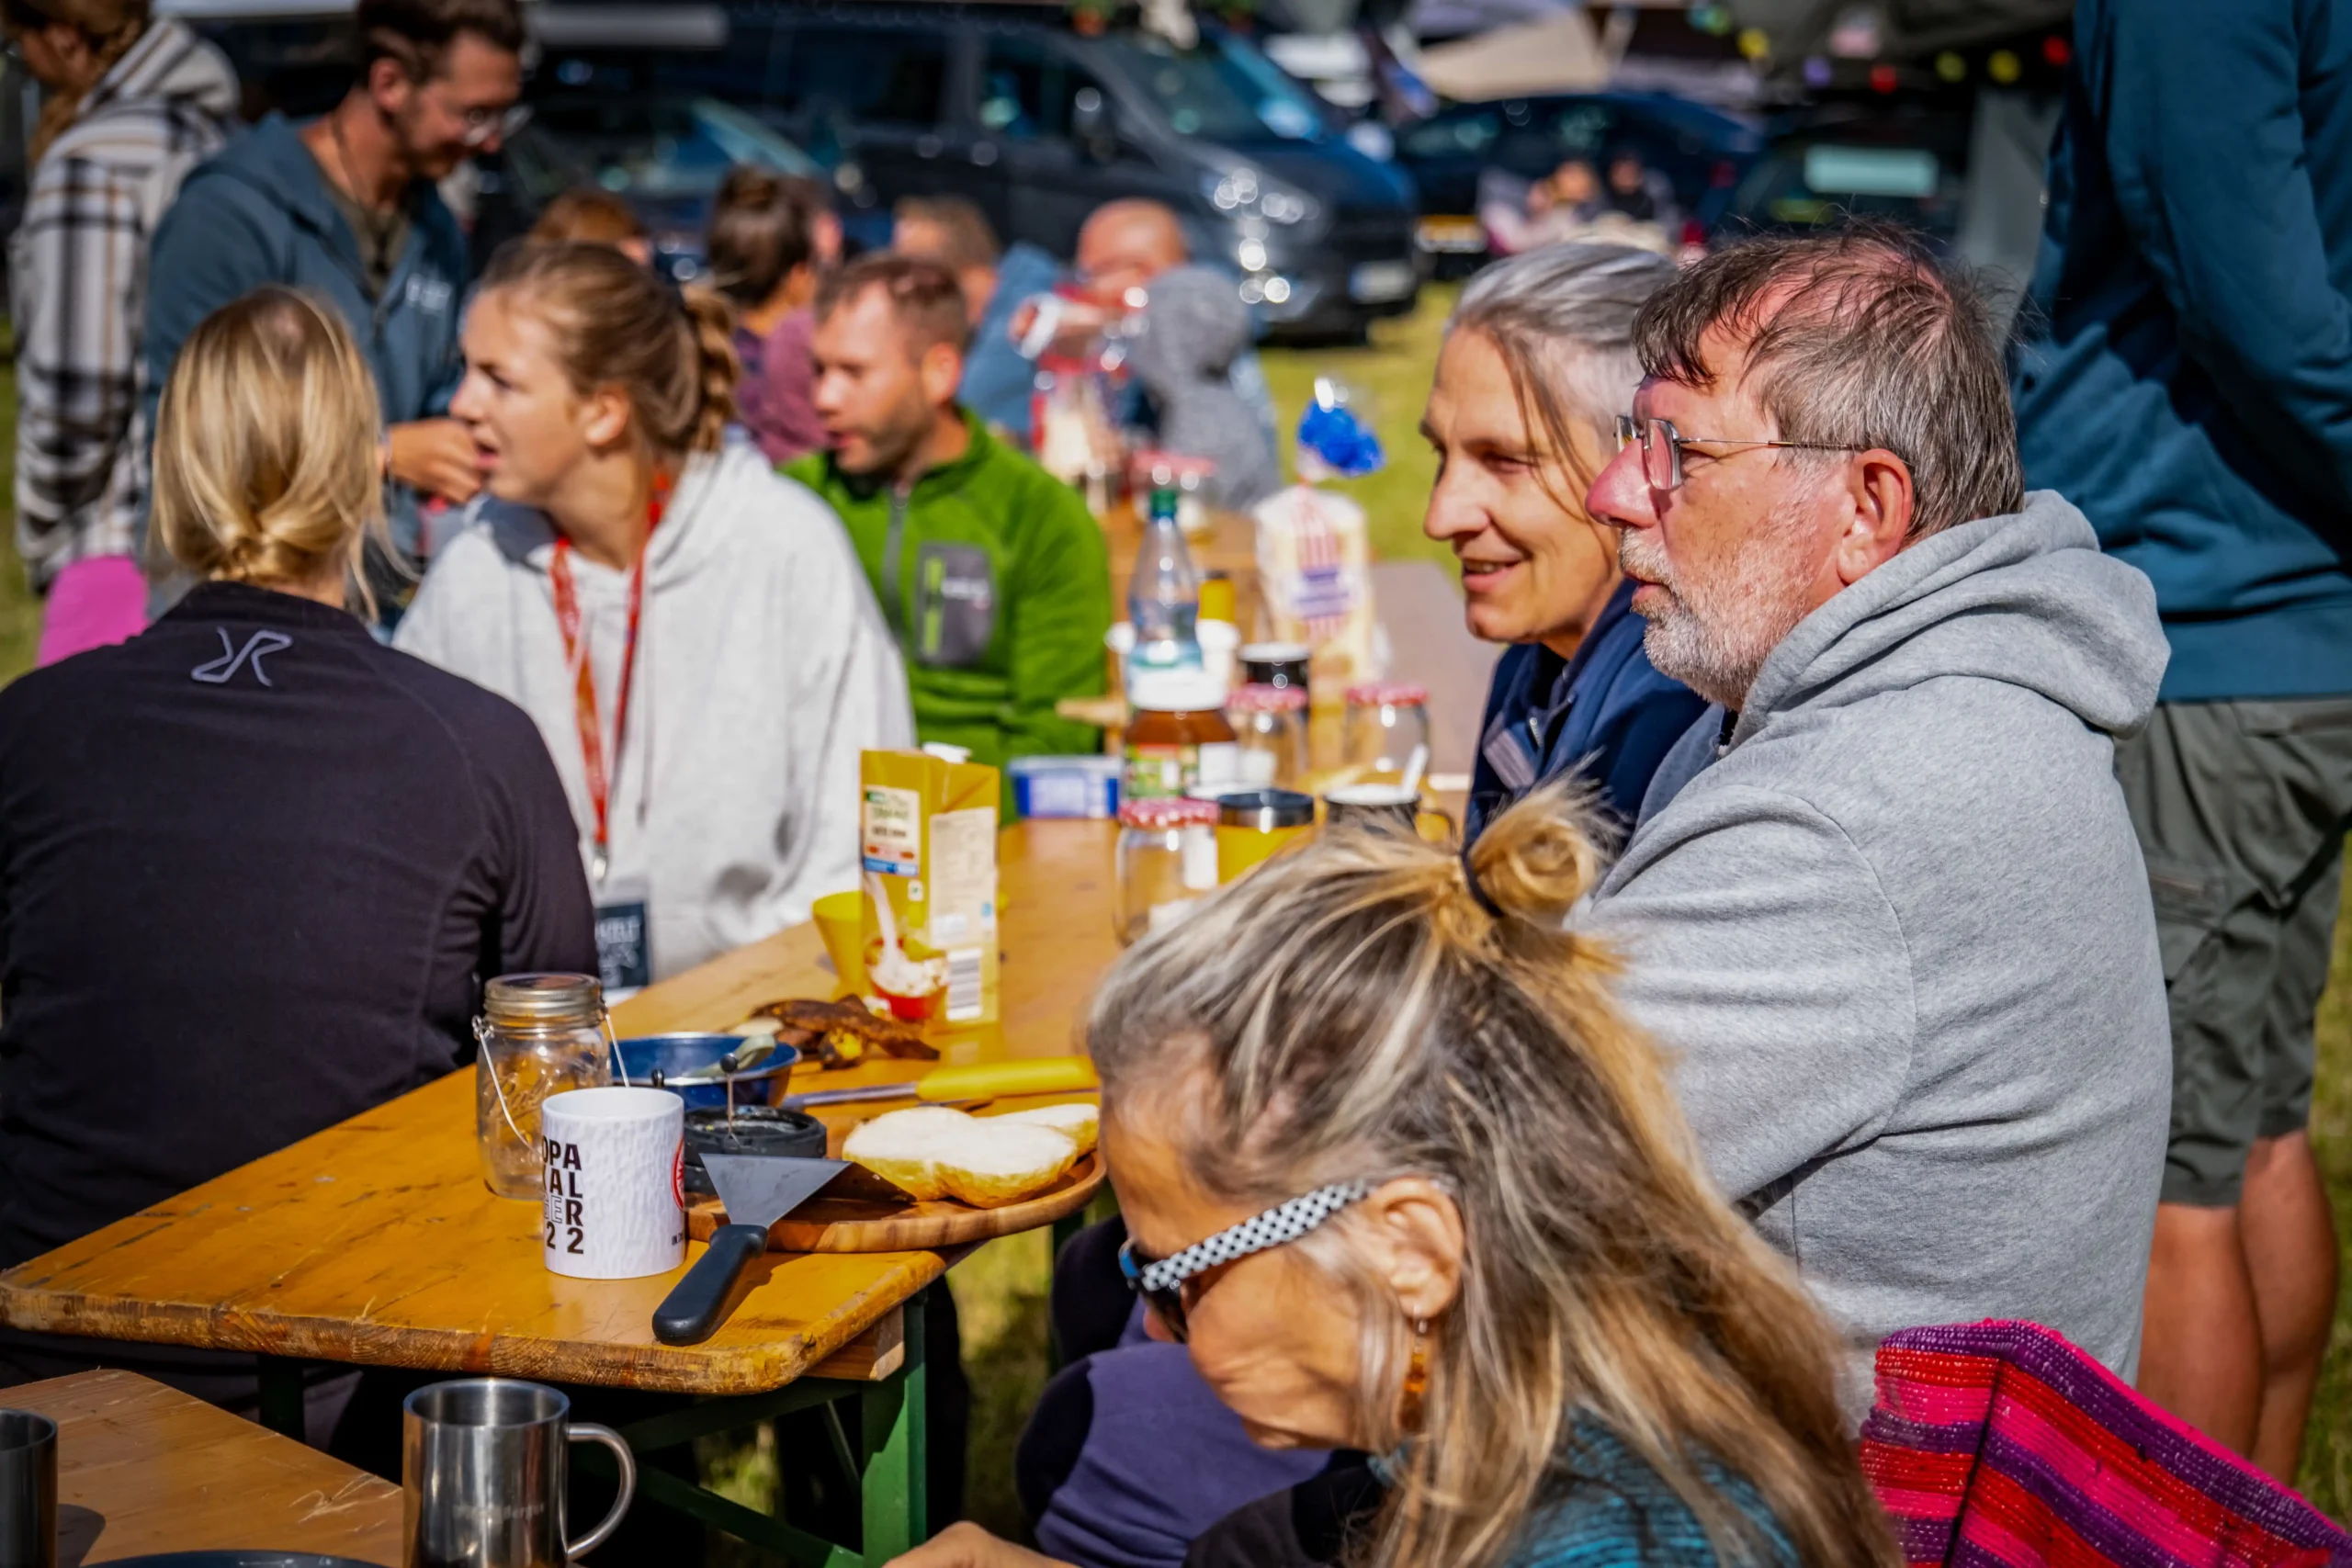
0 820 1125 1568
3 1369 404 1563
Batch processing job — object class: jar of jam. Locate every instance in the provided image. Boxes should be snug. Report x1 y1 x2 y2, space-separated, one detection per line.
1125 668 1238 800
1115 795 1220 945
1227 682 1309 789
1343 682 1432 784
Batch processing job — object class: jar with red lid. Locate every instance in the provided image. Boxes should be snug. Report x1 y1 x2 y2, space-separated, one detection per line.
1227 682 1309 788
1115 795 1220 945
1343 682 1431 784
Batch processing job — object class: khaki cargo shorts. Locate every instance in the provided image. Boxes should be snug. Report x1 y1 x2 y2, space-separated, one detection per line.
2113 697 2352 1209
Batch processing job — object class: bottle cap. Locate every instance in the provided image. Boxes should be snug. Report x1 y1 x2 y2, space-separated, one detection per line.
1130 665 1227 713
1118 795 1218 829
1227 682 1308 715
1345 681 1429 707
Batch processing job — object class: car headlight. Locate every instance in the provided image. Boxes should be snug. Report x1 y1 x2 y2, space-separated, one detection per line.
1200 166 1318 227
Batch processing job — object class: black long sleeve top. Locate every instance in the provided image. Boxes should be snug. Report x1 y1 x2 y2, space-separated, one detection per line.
0 581 596 1267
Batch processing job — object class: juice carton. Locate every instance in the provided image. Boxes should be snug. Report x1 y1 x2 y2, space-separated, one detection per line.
859 747 1001 1029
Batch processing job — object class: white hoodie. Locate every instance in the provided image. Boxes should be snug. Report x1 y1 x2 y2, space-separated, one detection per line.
397 443 914 979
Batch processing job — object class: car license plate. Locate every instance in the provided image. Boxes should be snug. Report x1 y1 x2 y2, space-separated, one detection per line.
1350 261 1417 302
1415 216 1487 254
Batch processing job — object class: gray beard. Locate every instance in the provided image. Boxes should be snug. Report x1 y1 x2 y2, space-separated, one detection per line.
1621 507 1816 713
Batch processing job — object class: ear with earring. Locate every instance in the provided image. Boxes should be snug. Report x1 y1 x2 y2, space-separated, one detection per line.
1398 1315 1432 1435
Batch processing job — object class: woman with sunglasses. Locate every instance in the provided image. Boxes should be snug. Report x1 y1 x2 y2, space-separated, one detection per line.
896 787 1897 1568
6 0 235 663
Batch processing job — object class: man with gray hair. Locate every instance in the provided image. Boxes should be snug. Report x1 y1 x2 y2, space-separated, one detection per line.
1578 224 2174 1380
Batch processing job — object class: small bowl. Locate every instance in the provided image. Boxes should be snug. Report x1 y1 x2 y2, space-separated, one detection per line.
614 1032 774 1111
682 1106 830 1196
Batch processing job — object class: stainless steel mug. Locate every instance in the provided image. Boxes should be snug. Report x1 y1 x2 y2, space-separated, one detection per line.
402 1379 633 1568
0 1410 57 1568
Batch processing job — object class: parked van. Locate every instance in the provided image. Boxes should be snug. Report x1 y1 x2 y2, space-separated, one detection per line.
708 3 1421 338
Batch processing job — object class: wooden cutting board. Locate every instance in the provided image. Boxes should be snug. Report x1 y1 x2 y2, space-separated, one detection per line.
687 1151 1106 1253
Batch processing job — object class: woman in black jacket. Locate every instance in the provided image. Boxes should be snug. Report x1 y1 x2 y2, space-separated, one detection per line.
0 287 595 1412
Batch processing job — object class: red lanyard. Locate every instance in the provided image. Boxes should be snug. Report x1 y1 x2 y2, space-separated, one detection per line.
549 474 672 881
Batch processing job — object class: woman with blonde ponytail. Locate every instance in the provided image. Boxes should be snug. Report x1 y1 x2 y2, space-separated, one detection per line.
0 287 595 1399
6 0 235 663
896 790 1898 1568
397 239 913 985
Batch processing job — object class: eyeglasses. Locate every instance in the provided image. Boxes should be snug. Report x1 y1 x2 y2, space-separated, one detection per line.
1118 1179 1373 1342
1614 414 1863 492
451 101 530 148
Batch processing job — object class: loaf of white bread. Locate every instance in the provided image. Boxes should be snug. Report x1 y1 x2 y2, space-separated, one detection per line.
843 1102 1100 1208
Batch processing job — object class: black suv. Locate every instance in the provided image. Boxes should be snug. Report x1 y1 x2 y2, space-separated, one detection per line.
688 3 1422 338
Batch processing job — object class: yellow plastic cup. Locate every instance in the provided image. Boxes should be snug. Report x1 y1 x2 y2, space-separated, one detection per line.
812 889 867 995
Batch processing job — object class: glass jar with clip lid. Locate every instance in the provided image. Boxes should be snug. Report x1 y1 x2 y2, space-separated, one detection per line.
475 973 618 1198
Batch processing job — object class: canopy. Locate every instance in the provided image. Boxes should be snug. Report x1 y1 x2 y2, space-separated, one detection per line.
1411 9 1609 100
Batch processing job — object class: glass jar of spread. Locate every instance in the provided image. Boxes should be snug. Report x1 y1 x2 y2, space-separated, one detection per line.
474 973 615 1200
1227 682 1310 789
1115 795 1220 945
1125 668 1238 800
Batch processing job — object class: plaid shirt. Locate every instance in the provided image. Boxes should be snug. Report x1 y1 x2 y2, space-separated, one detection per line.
8 20 236 590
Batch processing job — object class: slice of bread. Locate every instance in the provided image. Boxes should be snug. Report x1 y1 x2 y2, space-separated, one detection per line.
992 1102 1100 1156
843 1105 1080 1208
842 1105 975 1201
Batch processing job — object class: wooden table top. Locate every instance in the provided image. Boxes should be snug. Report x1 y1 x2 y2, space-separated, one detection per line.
0 822 1124 1397
4 1370 403 1564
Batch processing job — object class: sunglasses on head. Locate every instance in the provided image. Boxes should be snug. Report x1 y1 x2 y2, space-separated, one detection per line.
1117 1179 1373 1342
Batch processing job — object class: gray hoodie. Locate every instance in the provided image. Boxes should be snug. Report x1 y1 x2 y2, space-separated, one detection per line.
1579 491 2172 1381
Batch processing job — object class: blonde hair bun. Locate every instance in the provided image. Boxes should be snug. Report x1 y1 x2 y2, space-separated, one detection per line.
150 286 386 604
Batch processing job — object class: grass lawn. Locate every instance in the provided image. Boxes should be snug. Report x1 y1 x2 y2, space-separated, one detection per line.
1 288 2344 1539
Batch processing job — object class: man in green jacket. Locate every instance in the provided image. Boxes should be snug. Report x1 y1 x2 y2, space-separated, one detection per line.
791 254 1109 803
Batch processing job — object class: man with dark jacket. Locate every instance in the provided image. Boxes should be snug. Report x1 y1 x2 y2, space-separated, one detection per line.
792 254 1111 806
2012 0 2352 1480
142 0 524 563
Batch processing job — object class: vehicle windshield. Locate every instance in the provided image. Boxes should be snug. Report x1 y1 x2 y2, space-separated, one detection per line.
506 96 821 203
1091 32 1326 143
1729 138 1961 238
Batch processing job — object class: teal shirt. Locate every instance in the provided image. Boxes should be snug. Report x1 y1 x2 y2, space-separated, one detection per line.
1507 1421 1798 1567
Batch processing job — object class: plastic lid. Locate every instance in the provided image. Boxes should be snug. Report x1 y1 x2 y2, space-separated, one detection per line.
1240 642 1312 662
1119 795 1218 829
1129 665 1228 712
1227 682 1308 715
483 972 605 1027
1345 681 1429 706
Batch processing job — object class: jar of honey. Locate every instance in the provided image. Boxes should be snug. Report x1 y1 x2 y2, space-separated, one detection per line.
1125 668 1238 800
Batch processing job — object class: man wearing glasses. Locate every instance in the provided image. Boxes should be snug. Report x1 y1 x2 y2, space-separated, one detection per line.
1579 225 2175 1391
141 0 525 579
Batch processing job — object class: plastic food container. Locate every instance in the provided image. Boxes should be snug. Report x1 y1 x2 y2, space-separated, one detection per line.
1009 755 1123 819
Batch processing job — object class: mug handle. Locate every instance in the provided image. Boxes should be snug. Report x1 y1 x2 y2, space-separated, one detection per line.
566 1423 637 1559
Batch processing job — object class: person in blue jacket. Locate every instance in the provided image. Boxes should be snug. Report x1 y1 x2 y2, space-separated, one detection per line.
141 0 525 571
892 195 1067 446
1424 243 1704 844
2010 0 2352 1482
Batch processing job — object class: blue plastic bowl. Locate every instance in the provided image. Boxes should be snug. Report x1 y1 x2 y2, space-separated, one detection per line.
613 1032 771 1111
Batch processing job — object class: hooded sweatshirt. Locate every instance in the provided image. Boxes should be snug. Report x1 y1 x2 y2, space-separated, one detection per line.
10 18 236 588
395 444 914 981
143 114 470 556
1578 493 2172 1382
1124 265 1284 513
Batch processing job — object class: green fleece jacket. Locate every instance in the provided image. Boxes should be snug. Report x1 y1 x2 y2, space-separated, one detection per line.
788 413 1110 799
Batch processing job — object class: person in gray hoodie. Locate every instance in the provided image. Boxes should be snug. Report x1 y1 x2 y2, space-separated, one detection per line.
1581 226 2173 1385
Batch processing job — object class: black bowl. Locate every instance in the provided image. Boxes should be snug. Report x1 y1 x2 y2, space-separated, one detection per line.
681 1106 829 1196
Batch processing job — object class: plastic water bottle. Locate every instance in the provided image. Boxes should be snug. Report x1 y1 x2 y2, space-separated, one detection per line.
1127 487 1204 690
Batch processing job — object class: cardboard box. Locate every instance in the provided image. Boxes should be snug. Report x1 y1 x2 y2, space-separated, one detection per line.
859 749 1001 1028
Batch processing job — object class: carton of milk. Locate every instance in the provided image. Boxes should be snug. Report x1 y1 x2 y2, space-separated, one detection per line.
859 746 1001 1028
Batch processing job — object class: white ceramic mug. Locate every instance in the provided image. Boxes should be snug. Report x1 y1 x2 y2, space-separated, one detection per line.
540 1087 685 1280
